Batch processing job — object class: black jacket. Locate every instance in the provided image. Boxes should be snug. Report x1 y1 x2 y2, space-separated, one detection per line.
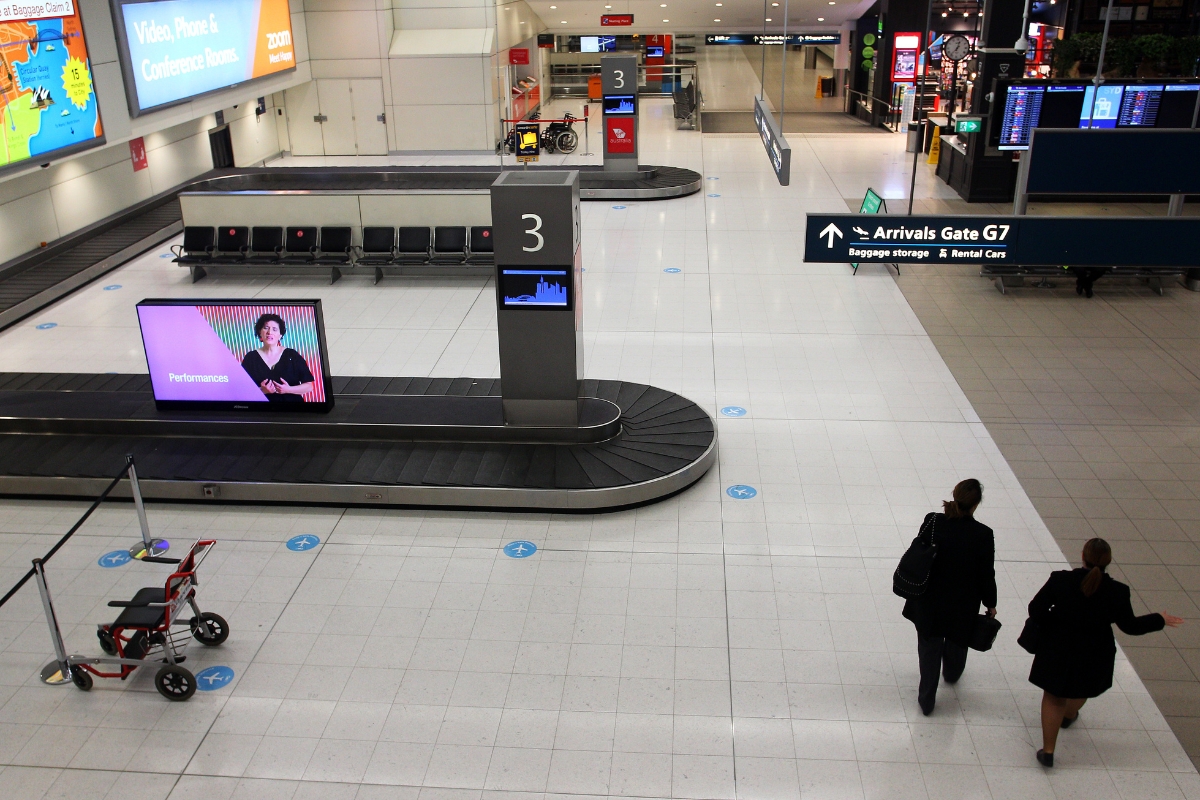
902 512 997 647
241 348 315 403
1028 568 1164 698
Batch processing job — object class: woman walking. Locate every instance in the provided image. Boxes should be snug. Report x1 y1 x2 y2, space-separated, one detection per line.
1027 537 1184 766
902 478 997 716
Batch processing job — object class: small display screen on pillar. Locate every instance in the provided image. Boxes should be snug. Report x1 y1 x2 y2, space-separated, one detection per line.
499 269 573 308
603 95 635 114
136 299 333 411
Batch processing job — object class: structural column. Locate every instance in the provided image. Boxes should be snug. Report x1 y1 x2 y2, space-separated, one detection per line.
490 171 584 426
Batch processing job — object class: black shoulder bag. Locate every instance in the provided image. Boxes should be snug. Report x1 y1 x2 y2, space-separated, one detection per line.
893 513 938 599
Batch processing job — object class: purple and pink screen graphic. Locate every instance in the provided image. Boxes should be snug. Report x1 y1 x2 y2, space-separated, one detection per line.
138 304 326 403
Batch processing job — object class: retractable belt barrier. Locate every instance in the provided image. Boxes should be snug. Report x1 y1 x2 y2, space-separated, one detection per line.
0 455 223 700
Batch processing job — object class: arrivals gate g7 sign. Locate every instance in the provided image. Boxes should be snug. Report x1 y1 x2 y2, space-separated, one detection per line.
805 214 1200 268
113 0 296 115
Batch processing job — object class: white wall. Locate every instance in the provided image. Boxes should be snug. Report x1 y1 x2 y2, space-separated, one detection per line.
286 0 547 153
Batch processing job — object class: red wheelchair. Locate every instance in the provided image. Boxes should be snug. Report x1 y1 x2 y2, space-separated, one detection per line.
70 539 228 700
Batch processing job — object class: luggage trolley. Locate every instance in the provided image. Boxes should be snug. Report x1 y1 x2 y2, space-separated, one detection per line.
69 538 228 700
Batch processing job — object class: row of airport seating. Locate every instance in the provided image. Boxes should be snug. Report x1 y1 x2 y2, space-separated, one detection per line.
172 225 493 283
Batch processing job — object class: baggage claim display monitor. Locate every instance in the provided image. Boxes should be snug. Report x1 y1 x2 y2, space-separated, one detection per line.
994 79 1200 150
137 299 334 411
111 0 297 116
498 269 573 308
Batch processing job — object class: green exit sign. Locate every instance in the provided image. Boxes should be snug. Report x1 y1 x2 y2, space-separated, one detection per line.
955 116 983 133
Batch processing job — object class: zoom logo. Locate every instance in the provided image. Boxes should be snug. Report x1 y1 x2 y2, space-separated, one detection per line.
266 30 292 49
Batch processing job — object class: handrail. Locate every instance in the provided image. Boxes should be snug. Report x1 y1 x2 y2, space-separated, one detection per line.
0 463 128 609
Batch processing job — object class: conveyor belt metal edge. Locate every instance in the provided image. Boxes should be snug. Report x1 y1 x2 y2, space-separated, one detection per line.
0 219 183 330
0 435 717 511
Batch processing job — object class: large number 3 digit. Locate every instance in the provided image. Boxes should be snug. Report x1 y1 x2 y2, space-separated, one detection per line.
613 69 624 88
521 214 544 252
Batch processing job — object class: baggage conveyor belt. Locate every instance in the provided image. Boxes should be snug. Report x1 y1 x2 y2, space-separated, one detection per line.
0 165 702 333
0 373 717 510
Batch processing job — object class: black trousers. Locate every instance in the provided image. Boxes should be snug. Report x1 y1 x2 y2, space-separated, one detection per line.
917 633 968 709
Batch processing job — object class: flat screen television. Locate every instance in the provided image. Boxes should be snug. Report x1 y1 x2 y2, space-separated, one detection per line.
603 94 636 115
647 46 664 58
111 0 297 116
137 299 333 411
0 3 106 176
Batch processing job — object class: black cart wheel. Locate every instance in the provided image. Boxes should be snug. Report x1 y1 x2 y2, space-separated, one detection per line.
97 629 117 655
71 667 93 691
557 130 579 154
155 664 196 701
190 612 230 645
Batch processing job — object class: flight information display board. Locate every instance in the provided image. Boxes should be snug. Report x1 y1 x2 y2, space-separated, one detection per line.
112 0 296 116
0 1 104 174
995 79 1200 150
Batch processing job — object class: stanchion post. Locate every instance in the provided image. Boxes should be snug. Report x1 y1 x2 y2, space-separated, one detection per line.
126 455 168 559
34 559 72 685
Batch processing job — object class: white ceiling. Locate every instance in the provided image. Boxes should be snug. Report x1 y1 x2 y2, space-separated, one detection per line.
523 0 878 35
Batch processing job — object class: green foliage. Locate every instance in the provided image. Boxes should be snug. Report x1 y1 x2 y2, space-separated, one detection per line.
1177 37 1200 77
1053 33 1200 78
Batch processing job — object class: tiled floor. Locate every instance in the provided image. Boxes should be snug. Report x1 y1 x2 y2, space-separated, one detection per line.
892 261 1200 767
0 102 1196 799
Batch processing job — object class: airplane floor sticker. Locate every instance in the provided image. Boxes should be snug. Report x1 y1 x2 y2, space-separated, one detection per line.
195 666 234 691
504 541 538 558
286 535 320 552
726 485 758 499
98 550 131 568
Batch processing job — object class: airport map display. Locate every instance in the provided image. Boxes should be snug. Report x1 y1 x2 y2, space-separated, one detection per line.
0 1 103 171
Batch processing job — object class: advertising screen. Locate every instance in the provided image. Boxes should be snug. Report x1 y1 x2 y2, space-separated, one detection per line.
113 0 296 116
498 269 571 308
137 299 333 411
646 46 664 58
0 2 104 174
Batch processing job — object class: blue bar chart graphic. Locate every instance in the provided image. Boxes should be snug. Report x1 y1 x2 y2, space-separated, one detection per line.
501 270 570 307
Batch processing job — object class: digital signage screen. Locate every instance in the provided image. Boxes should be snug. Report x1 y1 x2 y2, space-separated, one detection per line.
498 269 571 308
137 299 333 411
603 94 634 115
112 0 296 116
0 2 105 174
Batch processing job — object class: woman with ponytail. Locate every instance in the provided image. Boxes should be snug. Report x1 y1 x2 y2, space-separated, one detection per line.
1026 538 1183 767
902 479 997 716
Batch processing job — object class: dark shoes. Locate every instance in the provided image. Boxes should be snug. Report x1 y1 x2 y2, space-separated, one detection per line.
918 695 935 716
1061 713 1078 729
1036 749 1054 767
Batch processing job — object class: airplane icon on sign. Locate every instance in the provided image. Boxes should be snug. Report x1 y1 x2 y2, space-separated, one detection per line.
201 672 230 686
511 543 530 555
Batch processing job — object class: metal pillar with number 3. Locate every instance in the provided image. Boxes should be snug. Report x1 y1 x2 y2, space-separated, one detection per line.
491 171 584 426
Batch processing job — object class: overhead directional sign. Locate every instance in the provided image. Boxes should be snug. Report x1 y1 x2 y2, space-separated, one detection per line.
804 214 1200 268
754 97 791 186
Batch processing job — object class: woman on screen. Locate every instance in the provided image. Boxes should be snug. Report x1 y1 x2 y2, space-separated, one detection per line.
241 314 315 402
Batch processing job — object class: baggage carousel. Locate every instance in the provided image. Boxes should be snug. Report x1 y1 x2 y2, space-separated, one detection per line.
0 164 702 332
0 373 716 511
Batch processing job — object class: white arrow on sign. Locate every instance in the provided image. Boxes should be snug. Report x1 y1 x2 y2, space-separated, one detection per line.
820 223 843 248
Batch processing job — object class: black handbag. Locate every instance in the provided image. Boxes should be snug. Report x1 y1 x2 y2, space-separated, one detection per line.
1017 616 1042 654
970 614 1002 651
893 513 938 599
